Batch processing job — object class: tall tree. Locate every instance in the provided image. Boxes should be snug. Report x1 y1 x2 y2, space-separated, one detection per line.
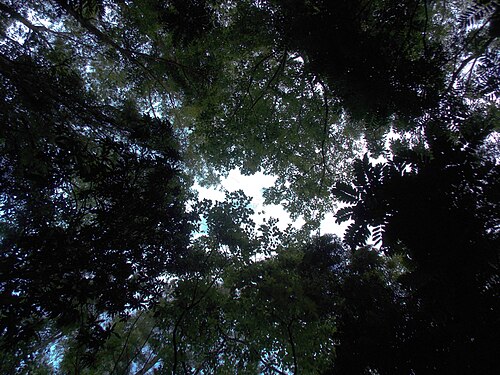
333 113 499 373
0 33 192 364
1 1 499 373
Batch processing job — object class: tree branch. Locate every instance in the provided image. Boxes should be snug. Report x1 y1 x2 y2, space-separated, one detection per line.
0 2 58 46
0 3 61 36
135 353 160 375
122 322 156 374
172 275 220 374
249 50 288 111
216 325 288 375
51 0 194 97
423 0 429 56
110 311 144 375
446 36 494 94
286 321 299 375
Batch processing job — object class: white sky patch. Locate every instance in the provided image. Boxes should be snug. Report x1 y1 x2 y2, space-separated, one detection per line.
319 212 352 238
194 168 348 237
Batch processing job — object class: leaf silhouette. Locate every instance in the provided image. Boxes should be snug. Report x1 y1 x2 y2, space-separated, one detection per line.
332 182 358 204
335 206 354 224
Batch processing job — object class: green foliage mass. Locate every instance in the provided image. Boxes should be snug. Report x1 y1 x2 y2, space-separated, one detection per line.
0 0 498 374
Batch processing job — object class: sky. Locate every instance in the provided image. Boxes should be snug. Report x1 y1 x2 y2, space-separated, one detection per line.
194 168 351 238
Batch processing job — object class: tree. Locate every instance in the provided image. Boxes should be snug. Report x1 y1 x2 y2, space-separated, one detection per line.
332 248 408 375
48 196 345 374
1 0 499 373
270 0 447 121
333 113 499 373
3 0 496 219
0 34 192 362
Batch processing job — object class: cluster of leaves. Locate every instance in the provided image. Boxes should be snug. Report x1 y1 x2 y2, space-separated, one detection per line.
0 26 193 367
0 0 499 373
270 0 448 121
42 229 408 375
333 112 499 373
2 0 497 218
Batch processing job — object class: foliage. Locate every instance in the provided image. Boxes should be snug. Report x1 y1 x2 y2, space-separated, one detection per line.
333 114 499 373
0 33 192 359
0 0 499 373
270 0 447 121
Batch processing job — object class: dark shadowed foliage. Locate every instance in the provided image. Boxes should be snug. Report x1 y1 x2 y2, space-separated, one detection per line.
0 45 192 360
0 0 498 373
333 114 500 373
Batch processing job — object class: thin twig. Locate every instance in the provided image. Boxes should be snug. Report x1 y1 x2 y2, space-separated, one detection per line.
110 310 144 375
423 0 429 56
286 321 299 375
249 50 288 112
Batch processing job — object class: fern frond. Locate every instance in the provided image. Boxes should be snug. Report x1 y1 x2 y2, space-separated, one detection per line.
459 0 497 28
345 221 370 249
332 182 358 204
335 206 354 224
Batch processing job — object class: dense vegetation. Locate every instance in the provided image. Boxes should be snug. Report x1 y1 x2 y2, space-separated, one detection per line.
0 0 498 373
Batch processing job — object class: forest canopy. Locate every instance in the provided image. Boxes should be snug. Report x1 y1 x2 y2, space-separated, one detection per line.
0 0 499 374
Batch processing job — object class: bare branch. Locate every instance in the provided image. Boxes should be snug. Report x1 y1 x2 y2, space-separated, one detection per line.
286 321 299 375
110 311 144 375
249 49 288 111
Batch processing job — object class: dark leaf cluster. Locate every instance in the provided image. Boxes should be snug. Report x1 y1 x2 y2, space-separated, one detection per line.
0 46 192 351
